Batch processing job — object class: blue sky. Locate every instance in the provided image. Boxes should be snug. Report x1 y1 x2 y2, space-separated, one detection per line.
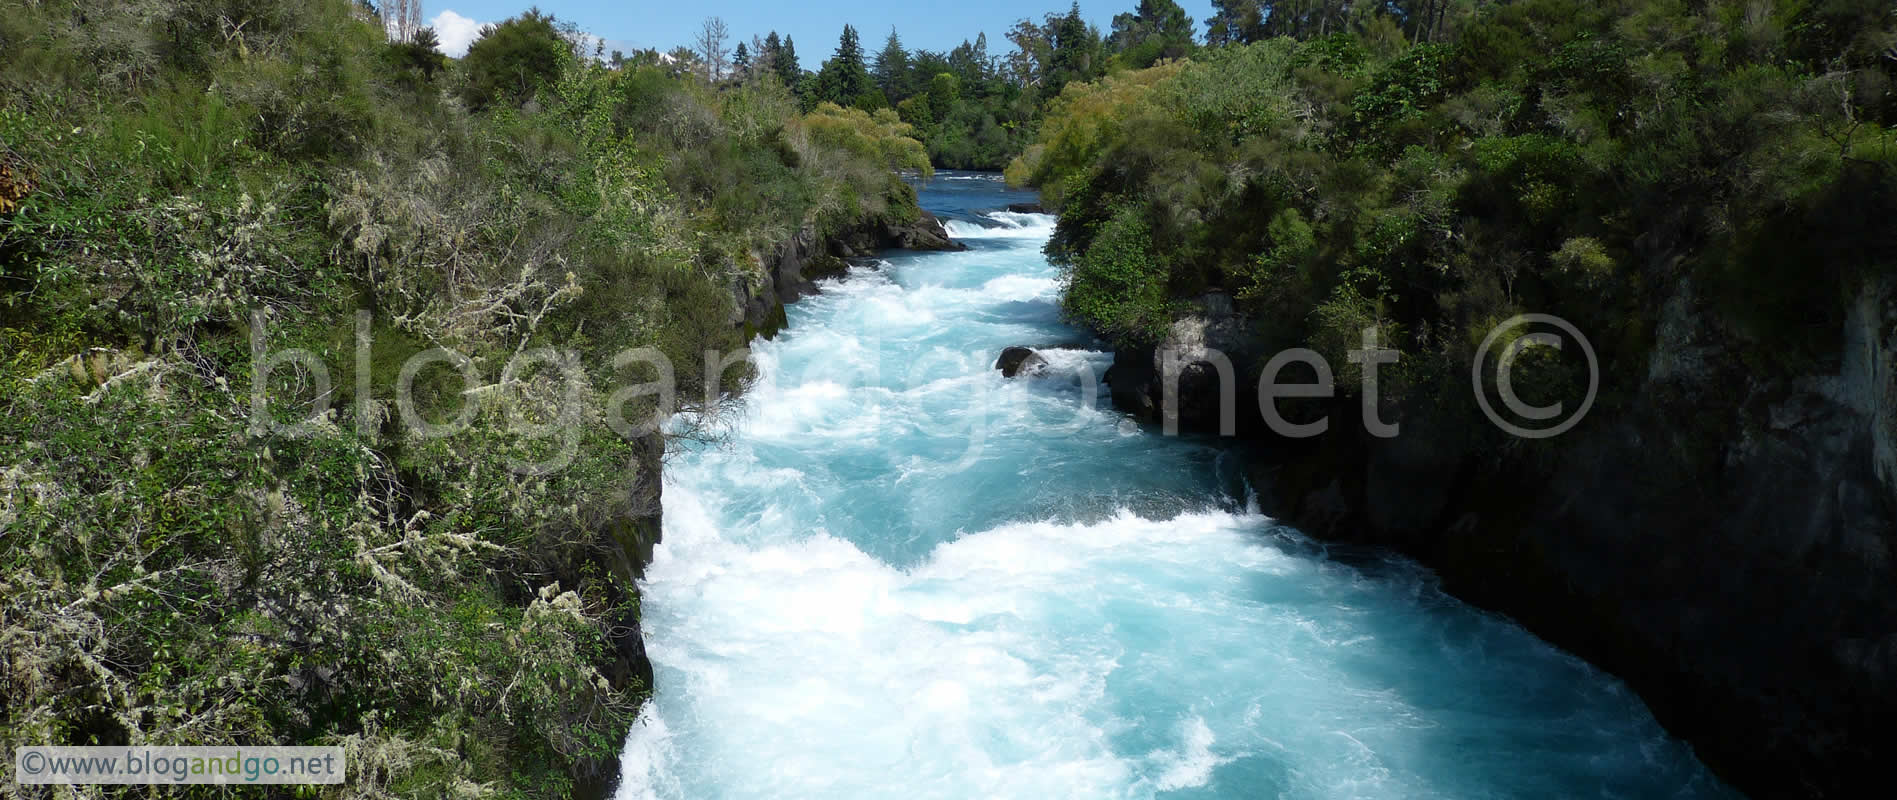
424 1 1219 59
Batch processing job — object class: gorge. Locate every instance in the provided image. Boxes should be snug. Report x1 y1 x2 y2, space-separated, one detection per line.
612 174 1734 799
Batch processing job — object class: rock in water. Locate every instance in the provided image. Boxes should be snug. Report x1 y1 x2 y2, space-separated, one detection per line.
886 210 967 251
995 346 1049 378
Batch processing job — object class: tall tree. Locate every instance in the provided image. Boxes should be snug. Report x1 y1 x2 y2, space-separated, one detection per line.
872 28 911 100
733 42 751 76
384 0 424 43
1109 0 1195 67
695 16 731 81
947 33 992 89
1005 18 1052 87
1205 0 1266 46
815 24 873 106
774 34 802 87
1045 3 1103 96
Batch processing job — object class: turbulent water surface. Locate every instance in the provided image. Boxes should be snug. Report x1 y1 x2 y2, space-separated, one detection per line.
617 173 1733 799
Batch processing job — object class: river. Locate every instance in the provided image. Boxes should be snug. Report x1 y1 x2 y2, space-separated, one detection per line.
616 172 1732 799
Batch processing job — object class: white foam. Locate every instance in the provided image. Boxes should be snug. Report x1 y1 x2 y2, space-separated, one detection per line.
944 211 1059 240
1152 717 1230 791
623 490 1279 799
978 274 1061 301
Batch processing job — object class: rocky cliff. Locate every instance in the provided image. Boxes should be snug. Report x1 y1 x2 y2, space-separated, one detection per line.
1108 282 1897 797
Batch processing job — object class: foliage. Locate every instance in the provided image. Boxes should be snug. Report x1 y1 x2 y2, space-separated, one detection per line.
1010 0 1897 411
1108 0 1198 69
803 104 935 179
0 1 929 796
812 25 874 110
459 9 570 112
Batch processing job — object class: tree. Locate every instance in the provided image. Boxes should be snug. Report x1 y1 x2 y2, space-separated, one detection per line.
1205 0 1266 45
666 45 704 79
733 42 751 78
695 16 730 82
873 28 911 101
387 25 447 84
1046 3 1103 96
947 33 992 88
815 24 873 107
1109 0 1195 67
460 10 568 112
774 34 802 88
384 0 424 43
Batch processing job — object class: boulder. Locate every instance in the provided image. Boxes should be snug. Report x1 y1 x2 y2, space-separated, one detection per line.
1005 202 1045 214
886 209 966 251
995 346 1050 378
1105 292 1262 431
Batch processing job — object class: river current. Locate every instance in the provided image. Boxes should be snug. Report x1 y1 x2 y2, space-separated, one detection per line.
616 173 1732 799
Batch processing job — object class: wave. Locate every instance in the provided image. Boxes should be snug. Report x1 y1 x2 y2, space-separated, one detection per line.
943 211 1058 240
618 493 1284 800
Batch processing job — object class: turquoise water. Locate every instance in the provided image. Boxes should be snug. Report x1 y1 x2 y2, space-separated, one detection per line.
616 173 1734 799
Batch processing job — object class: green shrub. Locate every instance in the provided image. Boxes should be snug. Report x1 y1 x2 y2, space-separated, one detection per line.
1062 203 1172 342
460 10 570 112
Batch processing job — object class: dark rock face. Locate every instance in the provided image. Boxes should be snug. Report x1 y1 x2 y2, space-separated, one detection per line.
830 209 967 256
996 346 1050 378
1245 279 1897 798
1005 202 1046 214
569 431 665 799
1104 292 1259 433
888 209 966 251
1095 279 1896 796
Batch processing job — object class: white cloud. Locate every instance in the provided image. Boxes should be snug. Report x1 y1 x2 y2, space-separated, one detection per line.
428 10 486 58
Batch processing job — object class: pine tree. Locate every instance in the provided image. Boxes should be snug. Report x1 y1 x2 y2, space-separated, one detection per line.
815 25 872 107
775 34 801 88
872 28 911 101
733 42 751 76
1045 3 1101 96
1205 0 1266 45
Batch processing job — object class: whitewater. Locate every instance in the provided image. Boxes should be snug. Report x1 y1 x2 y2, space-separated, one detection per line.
616 173 1732 799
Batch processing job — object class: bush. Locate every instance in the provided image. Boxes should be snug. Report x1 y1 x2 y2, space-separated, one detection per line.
460 10 570 112
1 1 936 795
1061 203 1172 342
1012 0 1897 405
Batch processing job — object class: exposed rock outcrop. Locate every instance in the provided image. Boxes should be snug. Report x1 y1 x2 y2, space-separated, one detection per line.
1104 292 1261 431
829 209 966 256
996 346 1050 378
1089 270 1896 796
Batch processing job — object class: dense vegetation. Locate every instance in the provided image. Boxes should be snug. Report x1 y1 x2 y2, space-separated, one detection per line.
0 0 925 795
693 1 1201 169
1012 0 1896 410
